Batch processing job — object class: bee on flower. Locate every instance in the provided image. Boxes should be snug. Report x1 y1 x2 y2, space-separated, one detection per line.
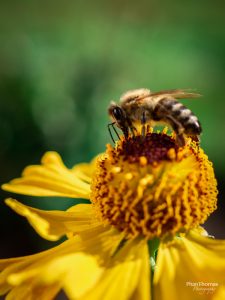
0 89 224 300
108 88 202 146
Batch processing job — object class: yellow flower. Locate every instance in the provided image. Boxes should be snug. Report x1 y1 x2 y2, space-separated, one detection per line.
0 129 224 300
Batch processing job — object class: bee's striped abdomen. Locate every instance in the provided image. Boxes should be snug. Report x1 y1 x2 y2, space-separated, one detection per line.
159 99 202 135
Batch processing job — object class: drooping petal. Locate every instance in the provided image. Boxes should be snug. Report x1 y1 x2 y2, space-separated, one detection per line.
82 239 151 300
50 253 103 299
0 237 78 296
153 241 178 300
2 152 91 199
5 281 61 300
8 253 103 300
154 229 225 300
212 285 225 300
0 225 124 299
5 198 99 241
131 240 151 300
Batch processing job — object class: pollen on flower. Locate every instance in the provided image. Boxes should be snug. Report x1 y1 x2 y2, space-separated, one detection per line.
90 131 218 240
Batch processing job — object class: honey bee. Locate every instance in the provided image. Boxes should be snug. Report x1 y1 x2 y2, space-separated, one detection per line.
108 88 202 146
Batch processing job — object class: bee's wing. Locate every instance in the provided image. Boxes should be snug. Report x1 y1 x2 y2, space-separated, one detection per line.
150 89 201 99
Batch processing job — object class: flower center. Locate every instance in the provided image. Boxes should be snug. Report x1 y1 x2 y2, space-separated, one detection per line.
90 131 218 240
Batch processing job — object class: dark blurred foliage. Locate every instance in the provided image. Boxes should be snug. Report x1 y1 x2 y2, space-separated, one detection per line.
0 0 225 261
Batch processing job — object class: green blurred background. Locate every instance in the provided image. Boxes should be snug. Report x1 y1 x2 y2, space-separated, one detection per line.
0 0 225 259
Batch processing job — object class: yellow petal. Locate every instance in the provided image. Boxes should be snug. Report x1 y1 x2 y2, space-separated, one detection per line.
2 152 91 199
0 237 81 295
72 154 100 183
212 285 225 300
8 253 103 300
43 253 103 299
131 241 151 300
0 225 124 298
5 281 60 300
1 245 67 296
82 239 150 300
5 198 98 241
153 244 178 300
154 230 225 300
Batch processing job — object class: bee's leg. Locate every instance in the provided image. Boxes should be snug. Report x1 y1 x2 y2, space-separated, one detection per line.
176 134 185 147
146 124 151 133
165 116 185 147
141 111 146 137
190 135 200 143
130 126 137 137
122 126 129 140
126 118 137 138
107 122 120 143
189 135 201 149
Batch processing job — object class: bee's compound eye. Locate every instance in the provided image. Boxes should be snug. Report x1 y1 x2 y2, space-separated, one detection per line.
113 107 124 120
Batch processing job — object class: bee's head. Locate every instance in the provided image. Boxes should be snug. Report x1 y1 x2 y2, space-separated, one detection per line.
108 102 127 126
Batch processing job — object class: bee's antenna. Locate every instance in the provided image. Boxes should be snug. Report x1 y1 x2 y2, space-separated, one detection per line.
107 122 120 144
